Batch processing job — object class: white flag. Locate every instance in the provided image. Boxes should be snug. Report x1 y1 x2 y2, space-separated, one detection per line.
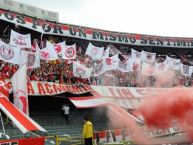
131 49 141 59
19 50 35 67
62 44 76 59
180 63 189 76
165 56 181 70
55 41 66 55
73 61 92 78
0 41 21 64
140 50 156 62
20 46 40 69
104 54 120 71
129 57 141 72
109 45 122 55
40 45 59 60
32 42 41 68
94 60 105 76
10 30 31 48
85 42 104 60
118 60 129 72
155 61 168 72
189 66 193 77
103 47 110 58
11 64 29 115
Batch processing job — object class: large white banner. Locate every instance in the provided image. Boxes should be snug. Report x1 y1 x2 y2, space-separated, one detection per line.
11 64 29 115
0 41 21 64
1 10 193 48
10 30 31 48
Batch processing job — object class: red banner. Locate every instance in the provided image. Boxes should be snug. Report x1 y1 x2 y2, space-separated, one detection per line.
0 137 45 145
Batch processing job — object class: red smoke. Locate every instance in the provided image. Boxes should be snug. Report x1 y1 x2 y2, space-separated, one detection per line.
138 88 193 140
107 103 148 144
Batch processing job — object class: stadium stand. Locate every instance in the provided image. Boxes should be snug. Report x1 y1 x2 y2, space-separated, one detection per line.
0 5 193 145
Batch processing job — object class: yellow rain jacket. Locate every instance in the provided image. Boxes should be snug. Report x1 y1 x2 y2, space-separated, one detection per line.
82 121 93 139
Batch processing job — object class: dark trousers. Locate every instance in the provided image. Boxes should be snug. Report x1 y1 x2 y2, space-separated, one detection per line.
84 137 93 145
64 114 69 124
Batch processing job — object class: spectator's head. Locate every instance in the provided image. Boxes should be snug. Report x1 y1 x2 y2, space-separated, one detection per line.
84 115 90 121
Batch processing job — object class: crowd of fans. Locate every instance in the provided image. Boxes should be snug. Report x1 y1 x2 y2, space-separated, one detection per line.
0 53 193 88
0 21 193 88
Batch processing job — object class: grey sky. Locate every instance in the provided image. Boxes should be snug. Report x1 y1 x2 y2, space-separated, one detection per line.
13 0 193 37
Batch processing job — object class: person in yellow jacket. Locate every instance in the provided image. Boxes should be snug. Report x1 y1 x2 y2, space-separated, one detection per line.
82 115 94 145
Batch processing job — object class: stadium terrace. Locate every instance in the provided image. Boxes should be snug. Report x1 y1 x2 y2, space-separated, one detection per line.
1 9 193 48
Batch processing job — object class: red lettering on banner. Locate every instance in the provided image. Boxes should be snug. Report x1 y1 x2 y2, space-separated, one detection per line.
120 89 132 98
52 84 63 94
57 84 63 92
108 88 118 97
79 86 85 93
82 86 93 92
121 89 135 98
37 82 46 95
52 84 58 94
45 83 53 94
65 86 73 93
116 89 125 98
27 82 34 95
71 86 81 93
58 85 66 92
